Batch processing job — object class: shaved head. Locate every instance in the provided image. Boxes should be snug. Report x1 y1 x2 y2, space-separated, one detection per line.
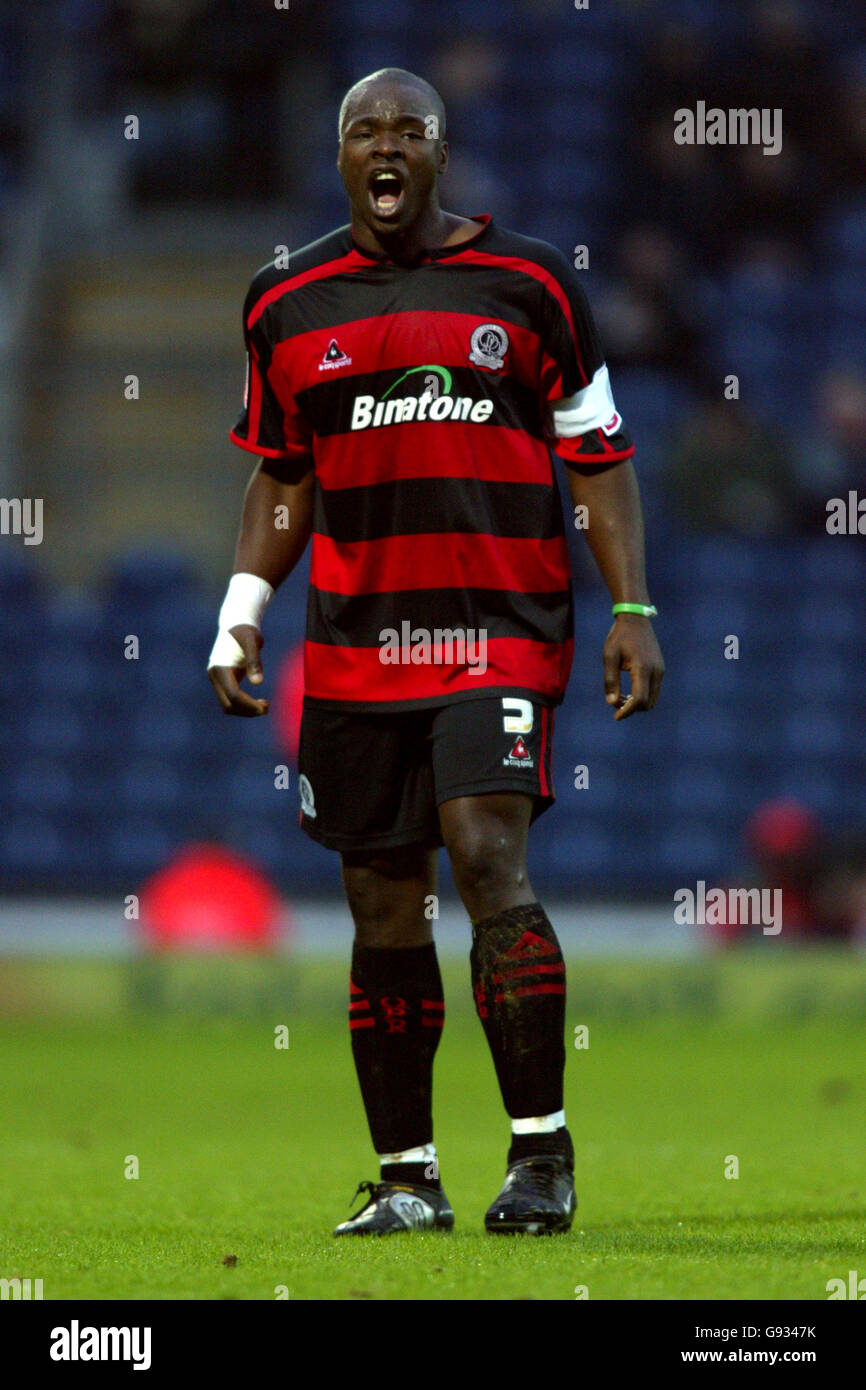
338 67 447 141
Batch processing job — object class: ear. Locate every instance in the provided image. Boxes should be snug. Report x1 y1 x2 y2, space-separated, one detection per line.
438 140 449 176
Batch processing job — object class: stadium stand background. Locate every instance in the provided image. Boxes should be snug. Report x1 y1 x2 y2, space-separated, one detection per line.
1 0 864 912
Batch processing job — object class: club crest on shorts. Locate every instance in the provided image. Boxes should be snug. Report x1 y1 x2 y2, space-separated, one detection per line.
469 322 509 371
299 774 317 818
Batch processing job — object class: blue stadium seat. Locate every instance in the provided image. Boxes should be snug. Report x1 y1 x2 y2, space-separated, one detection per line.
12 757 76 813
105 819 177 876
824 200 866 264
22 707 89 755
795 599 859 644
658 823 727 880
128 709 198 755
548 818 617 876
668 765 742 824
784 709 849 756
801 539 865 590
0 815 64 876
118 758 186 813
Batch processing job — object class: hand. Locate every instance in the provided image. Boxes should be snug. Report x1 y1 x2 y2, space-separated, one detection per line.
603 613 664 721
207 623 270 717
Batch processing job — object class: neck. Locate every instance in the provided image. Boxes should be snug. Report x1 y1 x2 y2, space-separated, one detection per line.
352 207 474 262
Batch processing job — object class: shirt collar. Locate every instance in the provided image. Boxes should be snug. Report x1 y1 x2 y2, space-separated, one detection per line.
350 214 492 264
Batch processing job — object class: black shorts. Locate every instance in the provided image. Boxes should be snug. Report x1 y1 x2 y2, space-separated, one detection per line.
297 695 556 853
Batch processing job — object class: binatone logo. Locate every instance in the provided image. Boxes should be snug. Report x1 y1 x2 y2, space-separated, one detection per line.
299 774 316 819
49 1321 152 1371
318 338 352 371
351 362 498 432
468 322 509 371
351 390 492 430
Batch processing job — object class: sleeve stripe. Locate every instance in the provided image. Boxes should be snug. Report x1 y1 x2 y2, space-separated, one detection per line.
246 345 264 446
228 430 292 459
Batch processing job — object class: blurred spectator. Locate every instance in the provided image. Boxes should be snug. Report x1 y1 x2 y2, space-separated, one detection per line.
431 34 514 219
595 224 708 387
797 367 866 529
724 2 837 262
707 799 863 947
830 58 866 203
100 0 334 202
662 396 802 536
724 141 814 265
730 2 837 165
626 23 729 270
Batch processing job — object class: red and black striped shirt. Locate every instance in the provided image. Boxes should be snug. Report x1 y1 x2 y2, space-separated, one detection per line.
230 214 634 710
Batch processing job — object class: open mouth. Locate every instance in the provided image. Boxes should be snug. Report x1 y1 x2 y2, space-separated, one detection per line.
368 169 405 219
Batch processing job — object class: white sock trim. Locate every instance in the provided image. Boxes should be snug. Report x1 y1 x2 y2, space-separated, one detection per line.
378 1143 437 1165
511 1111 565 1135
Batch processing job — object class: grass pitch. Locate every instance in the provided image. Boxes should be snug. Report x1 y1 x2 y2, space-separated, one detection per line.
1 951 865 1300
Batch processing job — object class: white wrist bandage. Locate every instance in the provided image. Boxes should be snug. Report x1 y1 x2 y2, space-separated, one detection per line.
207 572 274 670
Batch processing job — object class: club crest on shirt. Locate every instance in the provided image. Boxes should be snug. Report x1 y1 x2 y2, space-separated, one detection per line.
468 322 509 371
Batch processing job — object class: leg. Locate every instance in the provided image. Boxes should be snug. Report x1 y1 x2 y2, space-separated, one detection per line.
341 841 438 948
440 791 575 1231
438 790 535 923
341 842 446 1177
440 792 565 1121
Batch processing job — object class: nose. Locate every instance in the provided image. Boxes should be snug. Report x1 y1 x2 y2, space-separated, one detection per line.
371 130 401 159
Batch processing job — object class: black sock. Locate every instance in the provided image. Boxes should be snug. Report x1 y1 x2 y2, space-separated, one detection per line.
508 1127 574 1167
349 942 444 1172
470 901 566 1120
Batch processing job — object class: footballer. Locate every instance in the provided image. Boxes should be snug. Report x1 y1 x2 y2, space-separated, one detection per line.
208 68 664 1235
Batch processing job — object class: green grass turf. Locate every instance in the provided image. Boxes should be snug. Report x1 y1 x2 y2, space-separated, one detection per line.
0 953 865 1300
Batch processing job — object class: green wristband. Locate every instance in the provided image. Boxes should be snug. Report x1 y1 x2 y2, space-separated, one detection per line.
612 602 658 618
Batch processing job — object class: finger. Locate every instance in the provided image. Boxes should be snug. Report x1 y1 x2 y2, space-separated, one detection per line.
209 666 269 716
648 662 665 709
627 661 651 712
230 623 264 684
226 693 270 717
602 641 621 707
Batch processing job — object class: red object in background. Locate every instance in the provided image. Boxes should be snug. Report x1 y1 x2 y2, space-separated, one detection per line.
745 798 821 859
273 643 305 762
707 798 824 946
138 843 286 951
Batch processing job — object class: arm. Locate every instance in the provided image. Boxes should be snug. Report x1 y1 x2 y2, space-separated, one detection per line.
566 460 664 720
233 457 314 587
208 458 314 716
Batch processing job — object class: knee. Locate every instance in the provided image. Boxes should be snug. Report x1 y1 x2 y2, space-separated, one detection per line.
341 845 435 944
341 862 382 925
446 824 527 898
